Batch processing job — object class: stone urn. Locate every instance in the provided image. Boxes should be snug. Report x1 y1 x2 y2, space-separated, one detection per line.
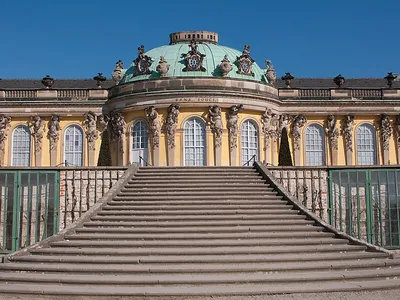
219 55 232 77
156 56 170 77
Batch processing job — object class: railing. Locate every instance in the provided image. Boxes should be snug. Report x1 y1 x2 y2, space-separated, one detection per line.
57 89 89 99
298 89 330 98
60 167 126 228
267 166 328 221
242 155 257 166
4 90 37 99
351 89 382 98
139 156 152 167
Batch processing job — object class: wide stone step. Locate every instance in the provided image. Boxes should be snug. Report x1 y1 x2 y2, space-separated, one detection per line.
31 244 367 256
90 213 307 221
84 219 315 227
101 204 291 210
8 252 388 264
96 208 299 215
106 199 288 206
75 225 322 234
138 166 254 171
130 175 264 180
133 171 260 177
50 237 348 248
4 258 397 274
112 194 283 201
65 231 336 240
1 279 400 296
128 178 264 184
2 268 400 285
120 186 272 192
125 182 268 188
117 191 278 196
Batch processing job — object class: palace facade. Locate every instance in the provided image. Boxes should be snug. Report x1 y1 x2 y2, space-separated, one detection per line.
0 30 399 167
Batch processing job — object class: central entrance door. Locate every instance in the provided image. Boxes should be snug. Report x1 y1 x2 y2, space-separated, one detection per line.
184 117 206 166
131 121 149 166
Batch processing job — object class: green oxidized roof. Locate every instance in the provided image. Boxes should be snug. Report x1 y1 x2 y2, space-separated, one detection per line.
120 43 268 84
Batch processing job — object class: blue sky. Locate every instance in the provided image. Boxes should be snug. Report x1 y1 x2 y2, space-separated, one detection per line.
0 0 398 79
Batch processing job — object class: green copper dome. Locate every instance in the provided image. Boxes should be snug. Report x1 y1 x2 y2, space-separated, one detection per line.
120 32 268 84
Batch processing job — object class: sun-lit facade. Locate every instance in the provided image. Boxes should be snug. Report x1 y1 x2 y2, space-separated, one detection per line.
0 30 399 167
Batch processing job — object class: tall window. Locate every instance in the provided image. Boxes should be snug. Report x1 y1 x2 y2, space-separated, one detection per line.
357 123 377 165
305 124 325 166
241 120 258 165
64 125 83 166
12 125 31 166
183 117 206 166
131 120 149 165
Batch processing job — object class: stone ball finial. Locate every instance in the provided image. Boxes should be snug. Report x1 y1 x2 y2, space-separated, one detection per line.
41 75 54 89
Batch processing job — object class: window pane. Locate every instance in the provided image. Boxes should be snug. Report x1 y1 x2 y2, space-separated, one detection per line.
356 124 376 165
12 126 31 166
305 124 325 166
241 120 258 165
64 125 83 166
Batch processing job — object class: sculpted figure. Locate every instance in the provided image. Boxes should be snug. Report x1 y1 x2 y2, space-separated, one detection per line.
292 114 307 150
28 116 45 152
342 115 355 152
279 114 291 135
145 106 161 149
98 114 109 133
395 115 400 147
112 60 124 85
326 114 339 150
208 105 223 148
109 111 126 154
227 104 244 150
165 104 180 148
261 109 276 149
380 113 391 150
0 115 11 164
83 111 99 150
47 114 61 151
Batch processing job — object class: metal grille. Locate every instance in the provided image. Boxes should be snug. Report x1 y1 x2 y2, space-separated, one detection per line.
184 118 206 166
11 126 31 167
356 124 377 165
241 120 258 165
305 124 325 166
64 125 83 166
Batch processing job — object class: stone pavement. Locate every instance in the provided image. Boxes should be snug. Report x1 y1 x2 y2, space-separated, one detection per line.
1 290 400 300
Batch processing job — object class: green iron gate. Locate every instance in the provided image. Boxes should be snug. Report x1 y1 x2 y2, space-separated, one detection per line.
0 171 60 253
329 168 400 249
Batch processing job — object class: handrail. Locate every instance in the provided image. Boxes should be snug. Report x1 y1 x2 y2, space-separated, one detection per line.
139 156 152 166
242 155 257 166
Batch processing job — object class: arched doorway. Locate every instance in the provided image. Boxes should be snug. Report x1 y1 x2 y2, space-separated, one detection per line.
183 117 206 166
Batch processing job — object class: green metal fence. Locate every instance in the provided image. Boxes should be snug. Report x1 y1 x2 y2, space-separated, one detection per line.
0 171 60 253
329 168 400 249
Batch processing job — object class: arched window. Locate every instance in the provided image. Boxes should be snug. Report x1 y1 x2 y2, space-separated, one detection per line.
11 125 31 166
131 120 149 165
241 119 258 165
64 125 83 166
183 117 206 166
305 124 325 166
356 124 377 165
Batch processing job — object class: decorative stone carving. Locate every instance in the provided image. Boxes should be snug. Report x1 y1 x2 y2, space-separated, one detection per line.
342 115 355 152
385 72 397 88
93 73 106 88
83 111 99 151
109 111 126 155
98 114 109 134
208 105 223 148
165 104 180 149
265 60 276 86
0 114 11 165
380 113 391 150
219 55 233 77
183 39 206 72
227 104 244 150
326 114 339 150
145 106 161 149
395 115 400 147
47 114 61 151
292 115 307 150
28 116 45 153
41 75 54 89
261 109 276 149
156 56 170 77
134 45 153 76
333 74 345 88
236 45 254 76
279 114 292 136
281 72 294 88
270 114 280 142
112 60 124 85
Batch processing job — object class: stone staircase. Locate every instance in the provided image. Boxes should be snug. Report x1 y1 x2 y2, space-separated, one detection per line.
1 165 400 296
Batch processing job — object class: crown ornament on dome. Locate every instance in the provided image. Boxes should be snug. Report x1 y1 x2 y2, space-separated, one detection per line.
182 39 206 72
133 45 153 76
236 45 255 76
